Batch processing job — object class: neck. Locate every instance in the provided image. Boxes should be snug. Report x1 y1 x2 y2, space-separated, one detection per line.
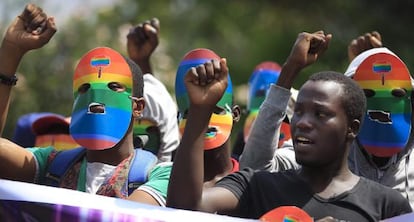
299 145 357 196
86 131 135 165
203 142 233 183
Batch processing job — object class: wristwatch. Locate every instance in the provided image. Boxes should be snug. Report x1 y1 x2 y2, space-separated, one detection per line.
0 73 18 86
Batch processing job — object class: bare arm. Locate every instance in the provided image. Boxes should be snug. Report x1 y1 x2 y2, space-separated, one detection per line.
167 58 239 212
0 4 56 182
0 4 56 134
0 138 37 182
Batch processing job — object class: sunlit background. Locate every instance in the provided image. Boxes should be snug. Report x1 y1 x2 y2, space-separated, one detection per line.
1 0 414 143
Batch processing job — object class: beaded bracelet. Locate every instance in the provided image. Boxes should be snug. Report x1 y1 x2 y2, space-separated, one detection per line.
0 73 18 86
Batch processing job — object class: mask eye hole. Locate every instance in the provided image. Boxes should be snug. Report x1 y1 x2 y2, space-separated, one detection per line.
363 89 375 98
213 106 226 115
78 83 90 94
108 82 126 92
391 88 407 97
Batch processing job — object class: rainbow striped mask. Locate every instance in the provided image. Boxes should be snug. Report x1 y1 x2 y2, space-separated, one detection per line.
175 48 233 150
133 118 160 155
354 52 412 157
35 134 79 151
244 61 289 147
70 47 133 150
247 61 281 111
244 109 291 148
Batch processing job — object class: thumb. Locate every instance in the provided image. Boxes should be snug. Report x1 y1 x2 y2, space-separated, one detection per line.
150 18 160 32
217 58 228 80
38 17 56 43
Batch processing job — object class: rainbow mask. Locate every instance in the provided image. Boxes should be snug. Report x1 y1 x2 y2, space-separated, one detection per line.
351 49 412 157
175 48 233 150
133 118 160 155
243 62 291 147
35 134 78 151
70 47 133 150
244 110 291 147
246 61 281 110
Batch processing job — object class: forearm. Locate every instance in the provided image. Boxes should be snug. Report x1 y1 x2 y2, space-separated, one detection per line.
0 40 25 135
133 58 152 75
276 61 302 89
167 105 212 210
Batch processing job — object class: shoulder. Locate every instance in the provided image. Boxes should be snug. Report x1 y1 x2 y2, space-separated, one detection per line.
358 177 411 207
357 177 412 216
147 162 172 178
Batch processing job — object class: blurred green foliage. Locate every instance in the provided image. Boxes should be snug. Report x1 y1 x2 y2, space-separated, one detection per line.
2 0 414 146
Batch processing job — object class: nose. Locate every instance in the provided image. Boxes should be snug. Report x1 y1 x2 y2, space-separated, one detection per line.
292 114 313 131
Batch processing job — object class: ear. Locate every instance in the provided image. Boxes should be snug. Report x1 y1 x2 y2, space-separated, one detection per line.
132 97 145 118
347 119 361 140
232 105 241 123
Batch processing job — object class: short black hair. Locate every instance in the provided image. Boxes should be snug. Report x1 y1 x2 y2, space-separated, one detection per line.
308 71 366 124
124 57 144 98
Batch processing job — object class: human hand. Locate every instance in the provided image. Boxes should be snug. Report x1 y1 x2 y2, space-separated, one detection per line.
2 3 57 55
277 31 331 88
184 58 228 109
348 31 382 62
127 17 160 72
285 31 332 71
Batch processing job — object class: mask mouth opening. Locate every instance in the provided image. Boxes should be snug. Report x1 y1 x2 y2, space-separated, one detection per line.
88 102 106 114
367 110 392 124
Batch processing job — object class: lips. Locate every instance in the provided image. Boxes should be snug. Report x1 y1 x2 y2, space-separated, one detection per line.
367 110 392 124
88 102 106 114
295 136 313 144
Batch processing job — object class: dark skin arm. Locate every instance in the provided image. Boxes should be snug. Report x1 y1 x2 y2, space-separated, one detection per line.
277 31 331 90
167 58 239 213
0 4 56 135
0 3 56 182
126 18 160 74
347 31 382 62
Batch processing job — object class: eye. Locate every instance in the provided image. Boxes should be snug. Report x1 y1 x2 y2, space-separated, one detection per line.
78 83 90 94
316 111 327 118
363 89 375 98
391 88 407 97
108 82 126 92
293 107 303 116
213 106 226 115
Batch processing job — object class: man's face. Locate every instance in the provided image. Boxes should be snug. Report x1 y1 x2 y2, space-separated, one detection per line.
175 48 234 150
70 47 134 150
353 52 412 157
291 80 349 166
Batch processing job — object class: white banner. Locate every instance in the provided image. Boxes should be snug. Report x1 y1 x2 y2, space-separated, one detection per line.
0 179 257 222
